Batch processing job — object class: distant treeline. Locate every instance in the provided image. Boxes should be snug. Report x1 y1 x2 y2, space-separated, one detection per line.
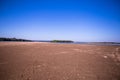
51 40 74 43
0 37 32 42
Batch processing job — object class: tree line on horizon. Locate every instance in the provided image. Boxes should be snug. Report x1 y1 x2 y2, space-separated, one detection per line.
0 37 74 43
51 40 74 43
0 37 32 42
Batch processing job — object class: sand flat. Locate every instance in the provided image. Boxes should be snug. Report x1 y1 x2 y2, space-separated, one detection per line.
0 42 120 80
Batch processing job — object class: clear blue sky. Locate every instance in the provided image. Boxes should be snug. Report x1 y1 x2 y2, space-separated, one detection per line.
0 0 120 42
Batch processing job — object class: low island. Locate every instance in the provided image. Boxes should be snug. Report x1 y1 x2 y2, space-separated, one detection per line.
51 40 74 43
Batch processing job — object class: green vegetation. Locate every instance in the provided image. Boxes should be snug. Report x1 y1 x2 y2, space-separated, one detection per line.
51 40 74 43
0 37 32 42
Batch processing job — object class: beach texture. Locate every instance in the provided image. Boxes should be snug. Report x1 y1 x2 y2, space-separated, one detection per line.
0 42 120 80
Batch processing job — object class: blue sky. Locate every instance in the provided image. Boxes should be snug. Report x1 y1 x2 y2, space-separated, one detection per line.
0 0 120 42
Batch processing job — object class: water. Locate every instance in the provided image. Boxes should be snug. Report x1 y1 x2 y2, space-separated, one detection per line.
51 42 120 46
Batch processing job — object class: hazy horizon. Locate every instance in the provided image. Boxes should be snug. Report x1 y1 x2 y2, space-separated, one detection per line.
0 0 120 42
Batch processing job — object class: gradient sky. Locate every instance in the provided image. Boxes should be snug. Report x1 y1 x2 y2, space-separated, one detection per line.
0 0 120 42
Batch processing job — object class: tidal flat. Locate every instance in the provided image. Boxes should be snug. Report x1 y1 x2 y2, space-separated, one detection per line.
0 42 120 80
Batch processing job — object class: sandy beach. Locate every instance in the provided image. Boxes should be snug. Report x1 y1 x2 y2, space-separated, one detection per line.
0 42 120 80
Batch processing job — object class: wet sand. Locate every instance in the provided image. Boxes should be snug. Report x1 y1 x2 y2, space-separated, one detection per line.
0 42 120 80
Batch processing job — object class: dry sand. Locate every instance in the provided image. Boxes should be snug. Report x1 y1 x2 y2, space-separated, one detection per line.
0 42 120 80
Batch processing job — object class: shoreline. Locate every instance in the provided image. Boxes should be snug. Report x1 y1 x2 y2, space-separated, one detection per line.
1 41 120 46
